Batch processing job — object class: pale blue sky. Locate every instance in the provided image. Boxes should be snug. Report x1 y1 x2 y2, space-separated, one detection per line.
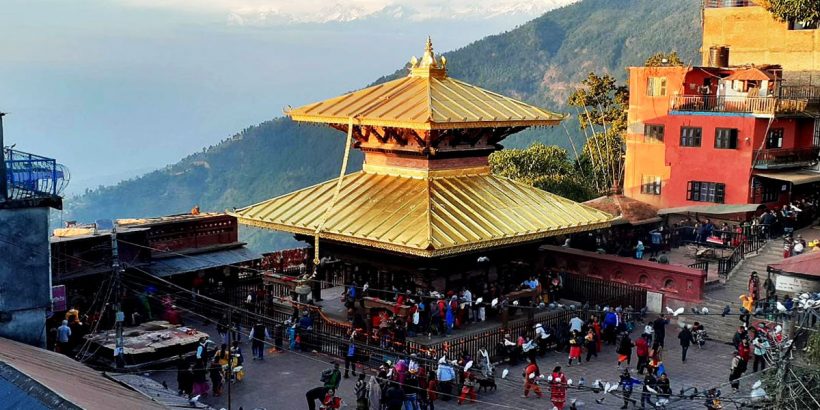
0 0 576 193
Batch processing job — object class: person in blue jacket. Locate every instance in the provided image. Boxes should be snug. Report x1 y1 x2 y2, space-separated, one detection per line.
619 368 641 409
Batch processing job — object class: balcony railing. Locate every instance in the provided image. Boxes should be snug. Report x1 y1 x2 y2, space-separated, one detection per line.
704 0 753 8
670 95 809 115
3 148 69 201
753 147 820 169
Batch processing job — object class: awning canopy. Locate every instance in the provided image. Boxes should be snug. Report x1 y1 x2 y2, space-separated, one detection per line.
755 170 820 185
231 168 613 258
149 247 261 277
769 251 820 277
658 203 763 216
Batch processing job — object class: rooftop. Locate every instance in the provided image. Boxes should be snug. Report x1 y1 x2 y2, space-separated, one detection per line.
0 337 167 410
286 38 563 130
231 168 612 257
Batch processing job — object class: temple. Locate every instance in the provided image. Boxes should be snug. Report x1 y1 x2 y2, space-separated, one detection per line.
231 39 613 292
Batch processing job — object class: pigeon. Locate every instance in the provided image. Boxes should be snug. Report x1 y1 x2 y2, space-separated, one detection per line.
592 379 603 393
475 297 483 304
189 395 201 405
752 380 762 390
776 302 787 313
603 382 612 394
502 369 509 379
666 306 684 317
595 398 606 404
439 356 447 364
607 383 619 394
464 361 473 371
162 381 168 389
547 375 554 382
646 386 658 394
691 308 699 315
722 305 730 317
582 302 590 311
800 293 809 300
701 307 709 315
567 378 573 386
491 298 498 308
578 377 585 387
549 303 557 310
569 304 577 311
513 300 519 306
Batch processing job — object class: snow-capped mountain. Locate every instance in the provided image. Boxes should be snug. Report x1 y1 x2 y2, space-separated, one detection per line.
225 0 579 26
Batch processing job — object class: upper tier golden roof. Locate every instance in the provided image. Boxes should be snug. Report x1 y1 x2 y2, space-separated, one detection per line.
230 168 612 257
286 38 563 130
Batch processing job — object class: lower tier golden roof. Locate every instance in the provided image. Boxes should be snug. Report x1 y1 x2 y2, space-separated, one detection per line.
230 170 612 257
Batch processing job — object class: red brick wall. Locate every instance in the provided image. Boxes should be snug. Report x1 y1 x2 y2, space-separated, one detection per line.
540 245 705 304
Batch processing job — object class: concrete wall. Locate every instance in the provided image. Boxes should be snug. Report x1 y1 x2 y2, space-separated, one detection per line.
0 207 51 347
702 5 820 74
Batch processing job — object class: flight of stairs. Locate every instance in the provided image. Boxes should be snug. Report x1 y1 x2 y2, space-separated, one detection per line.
682 240 785 343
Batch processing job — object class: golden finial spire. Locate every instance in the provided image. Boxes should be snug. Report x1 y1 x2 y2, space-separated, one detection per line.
409 36 447 78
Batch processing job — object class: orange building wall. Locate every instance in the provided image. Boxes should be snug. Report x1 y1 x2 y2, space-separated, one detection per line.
623 67 688 208
702 5 820 72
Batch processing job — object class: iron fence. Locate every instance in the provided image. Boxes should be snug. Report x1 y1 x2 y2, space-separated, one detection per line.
561 272 647 310
3 148 68 200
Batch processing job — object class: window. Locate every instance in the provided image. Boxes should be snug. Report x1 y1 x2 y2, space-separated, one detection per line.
644 124 664 143
680 127 702 147
647 77 667 96
641 175 662 195
687 181 726 203
813 118 820 147
715 128 738 149
766 128 784 149
761 183 779 203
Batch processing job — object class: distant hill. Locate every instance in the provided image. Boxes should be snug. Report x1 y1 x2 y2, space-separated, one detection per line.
64 0 702 251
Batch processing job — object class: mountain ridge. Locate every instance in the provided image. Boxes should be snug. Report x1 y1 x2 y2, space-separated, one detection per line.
64 0 702 251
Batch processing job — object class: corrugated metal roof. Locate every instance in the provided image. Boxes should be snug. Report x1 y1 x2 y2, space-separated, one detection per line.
769 251 820 277
0 337 167 410
286 73 563 130
231 170 612 257
149 246 261 277
755 170 820 185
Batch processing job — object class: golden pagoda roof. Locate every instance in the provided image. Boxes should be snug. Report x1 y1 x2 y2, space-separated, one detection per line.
230 167 612 257
285 38 564 130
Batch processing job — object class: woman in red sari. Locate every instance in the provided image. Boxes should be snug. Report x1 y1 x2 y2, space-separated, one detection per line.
550 366 568 410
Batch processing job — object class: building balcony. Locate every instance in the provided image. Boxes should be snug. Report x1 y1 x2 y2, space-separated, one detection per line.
670 95 810 116
3 148 68 205
753 146 820 170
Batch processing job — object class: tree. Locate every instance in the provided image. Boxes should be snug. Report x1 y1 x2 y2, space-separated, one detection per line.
567 72 628 193
489 143 594 202
759 0 820 26
644 51 685 67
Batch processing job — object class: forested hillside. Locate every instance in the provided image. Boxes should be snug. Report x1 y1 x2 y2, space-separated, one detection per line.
65 0 702 251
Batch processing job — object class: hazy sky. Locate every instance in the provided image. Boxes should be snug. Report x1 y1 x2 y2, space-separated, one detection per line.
0 0 577 193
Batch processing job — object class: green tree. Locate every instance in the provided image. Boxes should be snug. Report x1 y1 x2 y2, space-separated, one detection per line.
489 143 594 202
567 72 628 193
645 51 685 67
759 0 820 26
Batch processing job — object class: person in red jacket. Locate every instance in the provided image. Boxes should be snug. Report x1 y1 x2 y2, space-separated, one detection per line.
635 335 650 374
523 358 542 398
549 366 568 410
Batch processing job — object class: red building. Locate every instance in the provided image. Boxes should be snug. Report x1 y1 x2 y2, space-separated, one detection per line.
623 63 820 211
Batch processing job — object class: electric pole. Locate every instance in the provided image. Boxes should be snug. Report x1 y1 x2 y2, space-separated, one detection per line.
111 225 125 368
227 308 233 410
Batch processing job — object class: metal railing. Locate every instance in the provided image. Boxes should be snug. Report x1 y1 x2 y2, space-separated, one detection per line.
704 0 753 7
754 146 820 169
670 95 809 115
3 148 69 200
688 261 709 274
